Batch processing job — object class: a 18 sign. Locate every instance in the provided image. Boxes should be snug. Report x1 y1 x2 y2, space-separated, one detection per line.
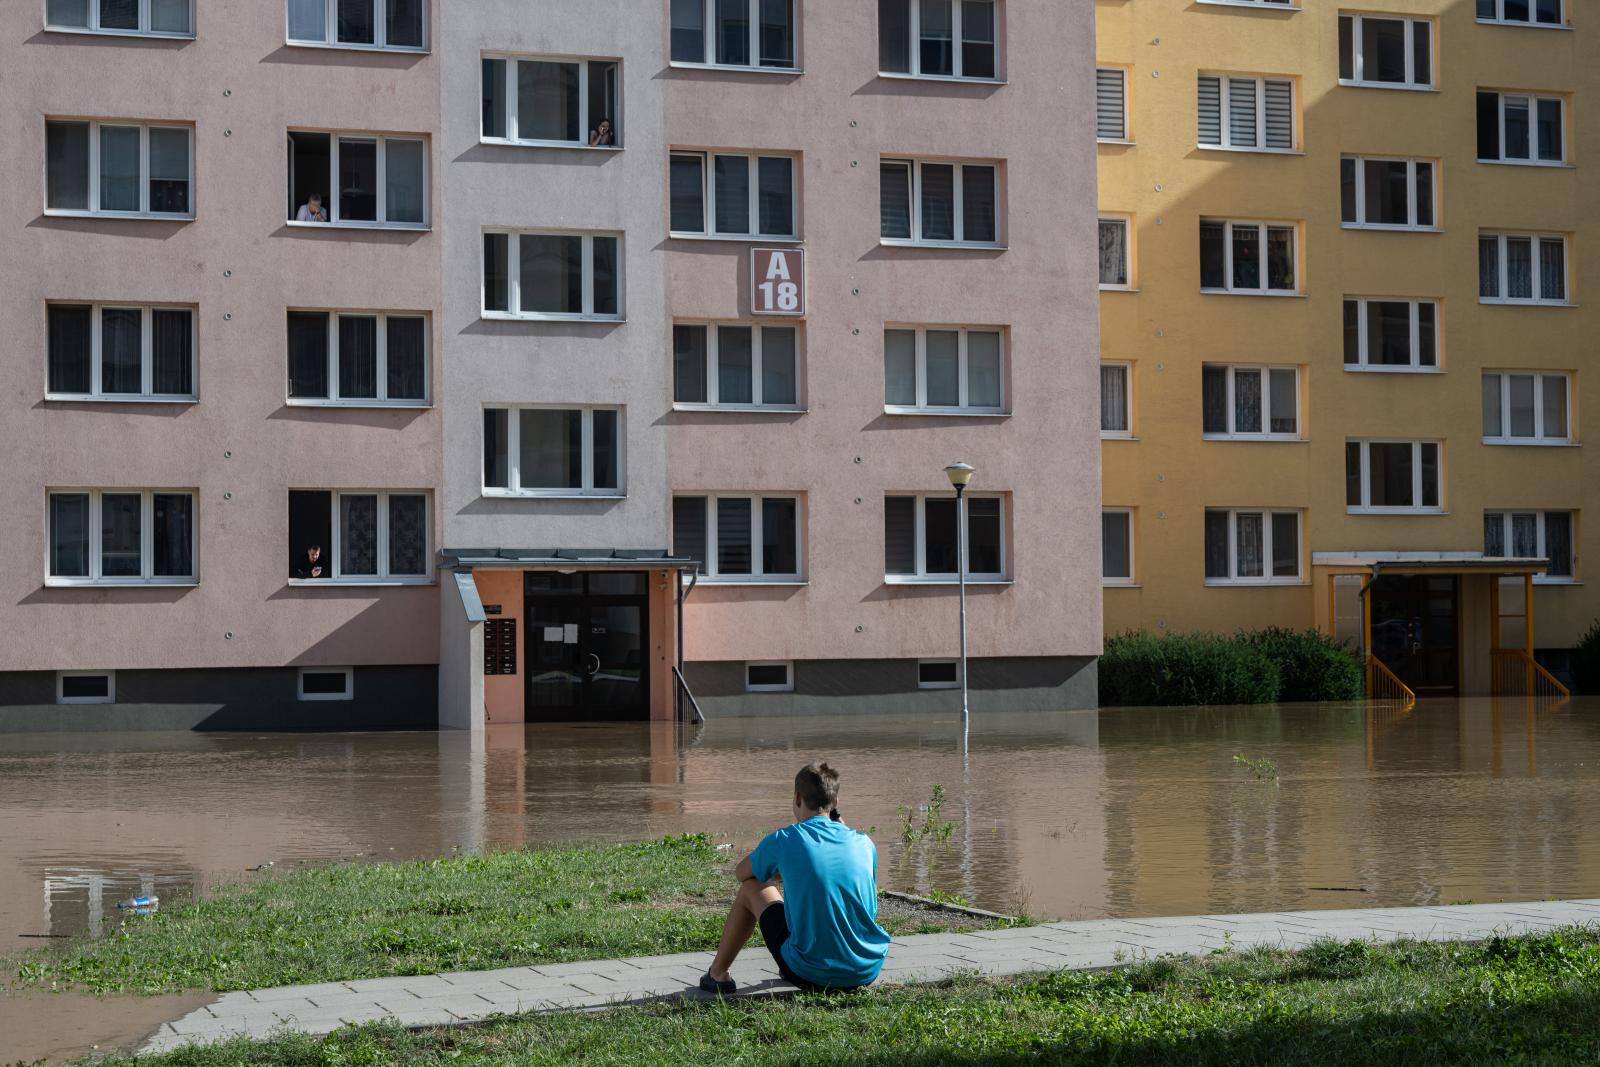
751 247 805 317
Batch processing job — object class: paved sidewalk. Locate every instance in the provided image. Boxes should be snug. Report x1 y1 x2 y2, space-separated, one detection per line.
140 898 1600 1054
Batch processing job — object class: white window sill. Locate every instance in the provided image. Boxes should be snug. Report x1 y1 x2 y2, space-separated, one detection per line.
1475 19 1571 29
1337 80 1437 92
44 209 193 222
481 490 626 500
1477 158 1572 169
1341 223 1441 234
57 697 115 706
1345 364 1442 374
673 404 807 414
879 239 1007 251
1104 580 1140 588
44 25 194 39
287 578 432 587
287 220 429 233
744 686 796 694
479 138 623 152
918 682 961 690
1101 432 1138 441
481 311 626 324
1346 507 1446 516
1195 0 1299 9
1202 433 1305 443
1533 576 1581 585
1100 284 1138 292
668 61 802 76
1482 438 1577 447
1479 298 1574 308
884 577 1012 586
877 72 1006 86
284 38 429 54
883 407 1010 418
1199 288 1304 298
287 399 432 409
46 578 197 588
45 393 197 404
693 578 809 586
1196 145 1304 156
668 232 802 245
1097 138 1136 146
1204 579 1307 587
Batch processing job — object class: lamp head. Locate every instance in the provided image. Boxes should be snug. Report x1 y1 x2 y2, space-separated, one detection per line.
944 462 976 489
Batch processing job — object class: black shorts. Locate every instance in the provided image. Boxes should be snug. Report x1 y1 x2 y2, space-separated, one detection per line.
758 902 836 993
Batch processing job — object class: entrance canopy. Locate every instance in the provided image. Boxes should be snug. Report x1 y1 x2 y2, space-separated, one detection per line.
1312 550 1548 576
441 547 698 570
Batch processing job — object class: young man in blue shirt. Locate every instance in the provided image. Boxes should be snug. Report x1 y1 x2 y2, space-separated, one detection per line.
701 762 891 994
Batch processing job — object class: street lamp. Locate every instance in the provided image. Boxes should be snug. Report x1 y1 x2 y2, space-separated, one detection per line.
944 462 975 719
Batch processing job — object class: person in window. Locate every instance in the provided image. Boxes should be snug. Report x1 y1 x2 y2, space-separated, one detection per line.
294 544 328 580
588 119 614 147
295 193 328 223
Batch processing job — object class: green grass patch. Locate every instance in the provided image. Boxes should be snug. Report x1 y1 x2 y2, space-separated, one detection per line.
81 927 1600 1066
11 835 998 997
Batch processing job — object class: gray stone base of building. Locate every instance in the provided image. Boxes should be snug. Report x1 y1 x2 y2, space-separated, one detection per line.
0 666 438 732
682 656 1097 718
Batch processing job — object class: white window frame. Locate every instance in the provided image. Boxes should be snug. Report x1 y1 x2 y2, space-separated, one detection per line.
46 0 194 37
1482 371 1573 445
1204 508 1303 586
1096 68 1129 142
1199 219 1299 296
670 0 800 72
45 120 194 220
1197 74 1297 152
1102 508 1135 587
881 0 1001 82
744 661 794 693
45 303 197 402
482 405 625 498
1346 440 1444 514
45 488 198 587
673 322 803 411
287 130 429 230
1338 14 1434 89
1341 157 1437 231
1099 215 1132 289
288 490 432 585
480 53 623 150
285 310 430 408
56 670 116 705
1201 364 1301 440
1343 298 1440 372
673 493 806 583
884 493 1008 584
1479 92 1567 166
668 150 799 241
1101 361 1133 438
1479 232 1569 305
1485 511 1576 582
1198 0 1296 8
297 667 355 701
917 659 962 689
284 0 428 52
481 230 625 322
880 158 1002 249
1477 0 1564 28
883 325 1007 416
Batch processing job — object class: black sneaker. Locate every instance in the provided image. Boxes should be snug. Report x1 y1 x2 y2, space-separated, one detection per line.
699 971 737 996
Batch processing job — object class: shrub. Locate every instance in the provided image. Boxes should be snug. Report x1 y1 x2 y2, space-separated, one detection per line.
1241 627 1364 702
1099 631 1280 707
1572 619 1600 695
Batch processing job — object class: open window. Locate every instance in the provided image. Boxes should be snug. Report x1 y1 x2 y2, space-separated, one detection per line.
482 56 620 148
288 490 430 583
287 131 427 228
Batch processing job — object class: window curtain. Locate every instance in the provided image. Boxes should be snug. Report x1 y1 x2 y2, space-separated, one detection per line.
1545 513 1573 576
880 163 912 239
1264 80 1294 149
151 308 192 396
762 498 797 575
1539 239 1565 301
387 495 427 575
713 155 750 234
1096 69 1126 140
287 0 326 41
885 330 917 406
925 331 959 407
718 326 754 404
1196 76 1222 146
884 497 917 574
1201 366 1228 434
100 308 142 394
48 305 92 394
1100 364 1128 433
758 157 793 236
672 497 707 564
1484 514 1506 558
919 164 955 241
1233 370 1262 433
338 316 378 399
1235 513 1264 578
966 331 1001 408
1204 512 1230 579
674 325 708 404
339 494 379 575
761 328 798 406
1478 237 1499 298
717 498 753 574
152 493 193 578
384 140 424 224
1505 237 1533 299
287 311 329 399
1271 513 1299 577
1098 220 1127 286
386 317 425 401
1227 78 1258 148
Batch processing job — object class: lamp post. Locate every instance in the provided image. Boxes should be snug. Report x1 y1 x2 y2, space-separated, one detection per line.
944 462 975 720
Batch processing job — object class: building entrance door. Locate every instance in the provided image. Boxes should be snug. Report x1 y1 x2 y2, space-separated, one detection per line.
1371 575 1460 696
523 572 649 722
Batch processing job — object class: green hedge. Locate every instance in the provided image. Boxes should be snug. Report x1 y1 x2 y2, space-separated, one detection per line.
1573 620 1600 695
1100 628 1362 707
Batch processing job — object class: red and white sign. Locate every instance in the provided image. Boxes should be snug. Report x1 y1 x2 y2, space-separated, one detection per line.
751 247 805 317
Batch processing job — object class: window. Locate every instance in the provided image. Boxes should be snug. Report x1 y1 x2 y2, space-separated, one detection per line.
918 660 960 689
47 0 192 36
880 0 998 80
1200 0 1293 6
1344 441 1442 512
287 490 429 583
1199 220 1297 294
880 159 999 246
286 0 425 50
1482 371 1571 443
56 670 116 705
672 495 803 581
1202 365 1299 439
46 304 195 401
1103 509 1133 585
1477 91 1565 164
287 131 426 228
482 231 622 320
670 0 796 70
1099 217 1130 287
1485 511 1574 579
1101 362 1132 437
45 120 192 218
1477 0 1563 27
669 151 797 240
1096 68 1127 140
674 323 800 409
884 494 1005 581
1198 75 1295 151
1479 232 1568 304
297 667 354 701
481 56 620 148
482 407 622 496
1204 509 1302 584
286 311 427 406
1338 15 1432 88
1343 298 1438 370
744 662 794 692
1340 157 1436 229
47 489 195 585
884 327 1004 414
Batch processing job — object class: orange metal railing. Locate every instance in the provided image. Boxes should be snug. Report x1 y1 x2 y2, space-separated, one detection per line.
1490 648 1571 708
1365 655 1418 711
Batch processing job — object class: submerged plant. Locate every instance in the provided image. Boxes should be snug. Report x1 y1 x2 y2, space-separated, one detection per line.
1232 753 1280 781
899 785 958 845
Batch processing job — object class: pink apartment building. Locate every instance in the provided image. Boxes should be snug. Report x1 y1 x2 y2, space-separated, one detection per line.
0 0 1099 731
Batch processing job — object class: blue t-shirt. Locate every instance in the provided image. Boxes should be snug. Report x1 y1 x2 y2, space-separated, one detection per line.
749 817 891 988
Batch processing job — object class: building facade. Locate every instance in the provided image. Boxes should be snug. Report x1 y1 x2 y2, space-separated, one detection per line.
1096 0 1595 696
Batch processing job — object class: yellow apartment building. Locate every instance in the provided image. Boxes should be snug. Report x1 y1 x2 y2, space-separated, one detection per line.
1095 0 1595 697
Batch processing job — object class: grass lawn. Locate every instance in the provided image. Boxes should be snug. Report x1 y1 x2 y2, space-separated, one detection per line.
10 835 1003 996
78 927 1600 1066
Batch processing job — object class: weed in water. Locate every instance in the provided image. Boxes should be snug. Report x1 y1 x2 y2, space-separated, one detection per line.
1232 753 1280 781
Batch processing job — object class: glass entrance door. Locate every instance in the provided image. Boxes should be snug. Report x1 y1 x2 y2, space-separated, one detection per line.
523 572 649 722
1371 575 1460 696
